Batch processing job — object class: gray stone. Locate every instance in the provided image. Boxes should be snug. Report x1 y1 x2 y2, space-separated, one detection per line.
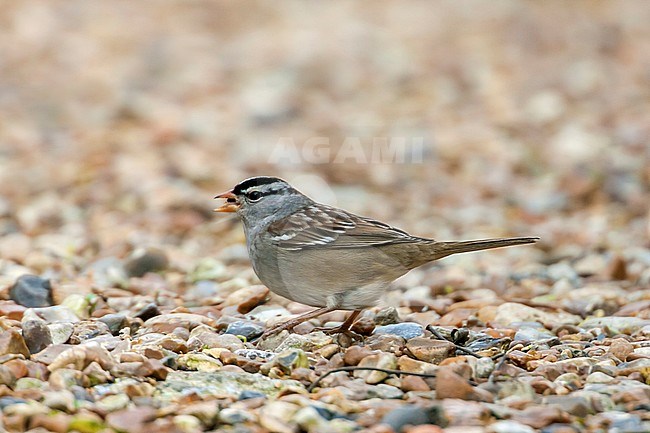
542 395 592 417
134 303 160 321
225 321 264 340
373 323 424 340
99 313 129 335
124 247 169 277
514 327 555 342
185 281 221 299
375 307 401 325
338 380 405 400
10 275 53 308
22 319 52 354
219 408 256 424
84 257 128 288
381 405 447 431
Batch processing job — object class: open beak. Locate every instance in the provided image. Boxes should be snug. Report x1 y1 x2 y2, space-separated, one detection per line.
214 190 240 212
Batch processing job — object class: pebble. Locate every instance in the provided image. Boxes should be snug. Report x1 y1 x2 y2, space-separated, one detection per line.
273 348 309 374
219 407 256 424
10 275 53 308
84 257 128 288
98 313 129 334
374 323 424 340
608 338 634 361
26 305 80 323
580 317 650 334
435 366 492 402
0 365 17 387
397 356 438 374
31 344 74 365
369 384 404 399
48 343 115 372
133 302 160 321
375 307 401 325
0 301 27 320
490 420 536 433
144 313 215 333
543 395 592 417
406 426 445 433
586 372 614 384
344 346 374 366
106 407 156 432
48 322 75 344
189 330 244 352
380 405 447 432
61 294 94 319
400 375 430 392
224 285 269 313
234 349 275 362
600 412 649 432
514 326 555 342
124 247 169 277
0 329 30 357
247 305 292 323
190 258 227 282
492 303 581 327
354 353 397 384
264 332 333 352
225 320 264 340
185 280 221 299
239 390 266 400
366 334 406 353
22 320 52 354
68 320 111 344
406 338 455 364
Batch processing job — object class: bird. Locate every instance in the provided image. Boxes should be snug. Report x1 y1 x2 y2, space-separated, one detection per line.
214 176 539 339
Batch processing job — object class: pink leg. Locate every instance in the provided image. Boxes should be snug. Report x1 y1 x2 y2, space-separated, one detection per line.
259 306 336 340
314 309 363 335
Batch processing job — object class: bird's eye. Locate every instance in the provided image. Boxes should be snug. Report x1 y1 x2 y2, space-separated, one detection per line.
247 191 263 202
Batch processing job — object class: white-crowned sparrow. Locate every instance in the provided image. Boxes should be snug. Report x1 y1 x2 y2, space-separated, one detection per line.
215 176 539 338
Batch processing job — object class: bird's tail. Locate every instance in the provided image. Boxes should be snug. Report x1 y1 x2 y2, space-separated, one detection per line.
426 236 539 261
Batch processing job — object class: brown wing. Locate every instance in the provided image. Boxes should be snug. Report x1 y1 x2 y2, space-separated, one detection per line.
267 204 421 251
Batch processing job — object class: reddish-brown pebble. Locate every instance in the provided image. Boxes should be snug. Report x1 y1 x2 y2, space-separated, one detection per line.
344 346 374 366
401 375 430 392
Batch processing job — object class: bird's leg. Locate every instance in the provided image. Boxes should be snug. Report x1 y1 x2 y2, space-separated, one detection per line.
258 306 336 340
313 309 363 336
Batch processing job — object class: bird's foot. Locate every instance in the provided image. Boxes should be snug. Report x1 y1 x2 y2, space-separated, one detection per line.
312 324 363 341
256 318 302 341
254 306 336 342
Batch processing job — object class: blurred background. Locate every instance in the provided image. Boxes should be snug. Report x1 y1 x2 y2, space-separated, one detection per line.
0 1 648 280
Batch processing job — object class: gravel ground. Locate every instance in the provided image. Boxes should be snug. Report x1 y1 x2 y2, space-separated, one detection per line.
1 2 649 433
